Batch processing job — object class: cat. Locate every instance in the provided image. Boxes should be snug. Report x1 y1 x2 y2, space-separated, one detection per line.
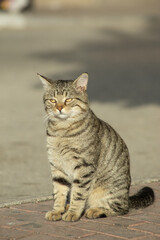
38 72 154 222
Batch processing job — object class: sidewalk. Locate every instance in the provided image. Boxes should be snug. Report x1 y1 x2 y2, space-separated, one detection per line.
0 182 160 240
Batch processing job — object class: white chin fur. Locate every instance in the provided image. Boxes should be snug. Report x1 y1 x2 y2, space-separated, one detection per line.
49 109 81 120
57 114 68 119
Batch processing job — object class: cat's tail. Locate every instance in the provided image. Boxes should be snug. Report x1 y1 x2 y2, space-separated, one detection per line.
129 187 155 209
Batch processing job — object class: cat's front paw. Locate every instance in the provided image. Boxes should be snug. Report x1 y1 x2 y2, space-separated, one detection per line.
62 211 80 222
45 210 62 221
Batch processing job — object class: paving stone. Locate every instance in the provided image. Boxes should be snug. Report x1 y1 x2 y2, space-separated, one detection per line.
124 212 160 224
20 233 69 240
0 182 159 240
129 222 160 236
73 221 146 239
82 216 141 227
0 216 29 227
15 200 53 213
0 226 33 239
132 236 160 240
18 222 93 238
132 235 159 240
78 233 127 240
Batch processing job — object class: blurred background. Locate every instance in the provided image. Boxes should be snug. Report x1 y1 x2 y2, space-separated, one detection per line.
0 0 160 205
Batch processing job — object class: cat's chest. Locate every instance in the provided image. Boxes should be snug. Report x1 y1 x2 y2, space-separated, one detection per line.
47 136 77 178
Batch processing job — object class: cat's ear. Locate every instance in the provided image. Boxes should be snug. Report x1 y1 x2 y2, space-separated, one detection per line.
73 73 88 93
37 73 52 89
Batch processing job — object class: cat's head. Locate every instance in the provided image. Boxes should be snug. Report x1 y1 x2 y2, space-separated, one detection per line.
38 73 89 121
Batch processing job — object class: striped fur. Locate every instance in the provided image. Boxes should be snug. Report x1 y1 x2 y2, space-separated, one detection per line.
39 73 154 222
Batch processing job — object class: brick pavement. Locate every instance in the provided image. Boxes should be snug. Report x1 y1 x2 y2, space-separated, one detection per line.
0 182 160 240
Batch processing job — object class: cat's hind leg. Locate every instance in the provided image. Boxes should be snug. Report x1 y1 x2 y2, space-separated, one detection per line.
85 187 111 218
85 207 107 218
85 186 129 219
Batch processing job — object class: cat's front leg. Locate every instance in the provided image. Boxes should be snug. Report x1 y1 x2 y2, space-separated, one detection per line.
45 170 71 221
62 165 94 222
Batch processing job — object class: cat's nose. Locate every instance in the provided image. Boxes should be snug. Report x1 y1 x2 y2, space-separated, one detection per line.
57 104 63 112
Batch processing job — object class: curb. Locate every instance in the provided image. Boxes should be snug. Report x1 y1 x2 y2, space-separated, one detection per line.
1 179 159 208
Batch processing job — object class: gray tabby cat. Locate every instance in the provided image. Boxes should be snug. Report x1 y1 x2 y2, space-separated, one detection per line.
38 72 154 222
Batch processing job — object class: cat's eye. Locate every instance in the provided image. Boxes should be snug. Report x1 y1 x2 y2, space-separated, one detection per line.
50 99 56 103
65 98 73 103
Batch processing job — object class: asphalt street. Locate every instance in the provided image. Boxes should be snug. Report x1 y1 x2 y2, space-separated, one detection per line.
0 8 160 205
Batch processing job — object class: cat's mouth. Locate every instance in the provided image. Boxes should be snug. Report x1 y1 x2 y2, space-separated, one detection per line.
48 110 73 120
54 112 70 120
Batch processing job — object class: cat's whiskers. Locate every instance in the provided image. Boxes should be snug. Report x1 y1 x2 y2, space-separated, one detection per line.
43 114 49 122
